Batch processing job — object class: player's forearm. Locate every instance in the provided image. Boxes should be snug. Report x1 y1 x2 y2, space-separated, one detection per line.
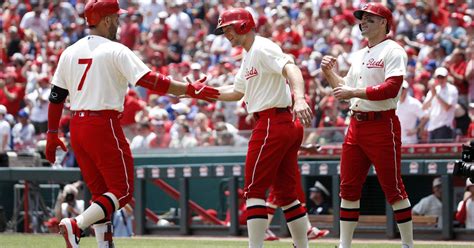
322 69 344 89
216 85 244 101
47 102 64 132
167 79 188 96
350 88 368 99
283 63 306 100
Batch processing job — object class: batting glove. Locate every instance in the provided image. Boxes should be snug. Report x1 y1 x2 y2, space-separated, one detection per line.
185 77 220 102
45 131 67 164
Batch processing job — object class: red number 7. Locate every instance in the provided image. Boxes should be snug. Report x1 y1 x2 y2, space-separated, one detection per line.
77 58 92 91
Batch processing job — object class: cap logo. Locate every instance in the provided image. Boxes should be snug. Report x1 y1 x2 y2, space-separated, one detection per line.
362 4 369 10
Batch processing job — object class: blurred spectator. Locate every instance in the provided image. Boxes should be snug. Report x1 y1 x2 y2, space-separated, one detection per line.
412 177 442 227
396 81 428 144
0 105 10 167
0 68 25 117
212 112 238 134
169 123 197 148
423 67 458 142
224 188 247 226
119 11 140 50
307 181 331 215
165 3 192 41
148 119 171 148
19 3 49 41
454 101 471 140
2 4 21 37
440 13 466 54
130 122 156 150
25 76 50 135
193 112 213 146
139 0 165 31
186 63 206 82
235 100 255 131
467 46 474 103
48 1 78 28
210 33 232 65
272 17 302 58
167 30 183 64
6 26 21 58
335 38 354 76
12 108 35 152
120 89 146 140
448 48 468 102
113 203 134 237
455 179 474 229
54 182 85 220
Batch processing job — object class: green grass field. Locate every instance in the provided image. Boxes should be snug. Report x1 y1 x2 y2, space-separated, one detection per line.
0 234 473 248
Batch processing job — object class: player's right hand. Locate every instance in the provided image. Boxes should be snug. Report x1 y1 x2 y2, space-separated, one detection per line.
320 56 337 71
185 77 220 102
45 132 67 164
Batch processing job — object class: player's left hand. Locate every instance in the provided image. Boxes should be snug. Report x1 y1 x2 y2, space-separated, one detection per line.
45 132 67 164
333 85 354 100
185 77 220 102
293 98 313 127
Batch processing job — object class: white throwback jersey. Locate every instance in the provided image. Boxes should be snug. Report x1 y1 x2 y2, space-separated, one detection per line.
52 35 150 112
234 36 292 114
343 39 407 112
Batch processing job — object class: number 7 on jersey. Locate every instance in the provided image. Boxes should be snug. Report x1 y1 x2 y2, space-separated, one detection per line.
77 58 92 91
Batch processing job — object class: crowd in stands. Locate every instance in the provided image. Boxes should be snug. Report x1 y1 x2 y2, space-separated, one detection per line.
0 0 473 161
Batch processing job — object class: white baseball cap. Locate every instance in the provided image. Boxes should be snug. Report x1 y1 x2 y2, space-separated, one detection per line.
466 178 474 189
0 105 6 115
402 80 409 89
432 177 442 187
158 11 168 19
191 63 201 70
309 181 330 196
434 67 449 77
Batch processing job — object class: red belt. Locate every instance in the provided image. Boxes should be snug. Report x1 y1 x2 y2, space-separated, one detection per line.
71 110 122 118
253 107 291 120
350 109 395 121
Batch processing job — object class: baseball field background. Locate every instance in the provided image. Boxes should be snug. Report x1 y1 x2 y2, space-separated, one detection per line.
1 234 472 248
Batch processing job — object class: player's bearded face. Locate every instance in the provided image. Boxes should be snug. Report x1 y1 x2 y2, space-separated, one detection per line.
107 14 120 40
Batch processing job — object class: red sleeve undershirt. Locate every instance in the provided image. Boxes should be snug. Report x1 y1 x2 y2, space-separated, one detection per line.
136 71 171 95
365 75 404 101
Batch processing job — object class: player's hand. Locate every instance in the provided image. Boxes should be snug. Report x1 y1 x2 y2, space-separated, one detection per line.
293 98 314 127
185 77 220 102
300 143 321 152
45 132 67 164
333 85 354 100
320 56 337 72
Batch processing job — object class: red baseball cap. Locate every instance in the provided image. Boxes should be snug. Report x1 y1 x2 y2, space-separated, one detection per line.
84 0 127 26
354 3 392 33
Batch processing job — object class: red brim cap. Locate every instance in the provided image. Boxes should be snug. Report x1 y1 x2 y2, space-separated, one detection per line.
118 9 127 15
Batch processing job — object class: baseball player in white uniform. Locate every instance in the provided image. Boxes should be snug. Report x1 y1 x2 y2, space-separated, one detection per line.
213 8 314 248
45 1 218 247
321 3 414 248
